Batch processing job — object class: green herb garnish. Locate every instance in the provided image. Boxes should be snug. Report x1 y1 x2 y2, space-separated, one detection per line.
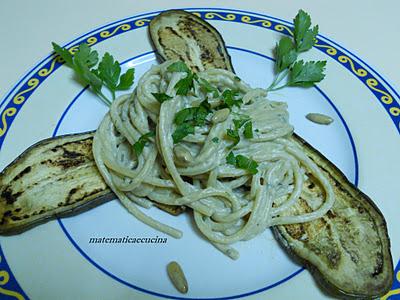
167 61 197 95
233 117 250 130
243 121 253 138
275 37 298 73
133 131 156 156
293 10 319 53
167 61 191 73
175 73 196 95
172 124 195 143
226 151 236 165
288 60 327 87
174 101 210 126
220 89 242 109
172 100 211 143
97 52 135 99
266 9 326 92
226 151 258 174
152 92 173 103
226 116 253 147
52 42 135 106
212 137 219 143
226 128 240 146
198 78 219 98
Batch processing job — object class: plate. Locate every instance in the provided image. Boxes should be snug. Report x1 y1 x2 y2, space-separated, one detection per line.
0 8 399 300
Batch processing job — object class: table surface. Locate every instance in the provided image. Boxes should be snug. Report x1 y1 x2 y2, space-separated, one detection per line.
0 1 399 299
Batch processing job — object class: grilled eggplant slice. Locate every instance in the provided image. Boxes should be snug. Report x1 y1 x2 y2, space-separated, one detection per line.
0 132 111 234
149 10 393 298
149 10 234 73
275 135 393 298
0 132 184 235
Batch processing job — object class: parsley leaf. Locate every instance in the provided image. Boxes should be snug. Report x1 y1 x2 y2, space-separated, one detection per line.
275 37 298 73
97 52 121 97
243 121 253 138
72 56 103 94
233 117 250 130
74 43 99 68
167 61 191 73
152 92 173 103
236 155 259 174
52 42 136 106
167 61 197 96
52 42 74 67
174 101 210 126
117 68 135 90
175 73 195 95
96 53 135 97
226 116 252 147
172 101 211 143
226 128 240 146
133 131 156 156
167 61 198 96
293 9 318 53
212 137 219 143
172 124 195 143
226 152 258 174
226 151 236 165
198 78 219 98
288 60 326 87
220 89 242 109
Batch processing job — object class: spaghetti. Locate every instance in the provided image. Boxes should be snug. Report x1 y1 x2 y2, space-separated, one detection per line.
92 61 334 259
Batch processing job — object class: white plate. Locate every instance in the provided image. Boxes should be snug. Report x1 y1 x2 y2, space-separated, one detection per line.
0 8 398 300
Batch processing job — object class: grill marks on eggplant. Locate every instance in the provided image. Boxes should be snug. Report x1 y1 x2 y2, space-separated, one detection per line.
176 17 228 70
0 132 112 233
275 136 392 296
0 132 186 234
157 27 190 67
150 10 234 73
13 166 32 180
149 10 393 297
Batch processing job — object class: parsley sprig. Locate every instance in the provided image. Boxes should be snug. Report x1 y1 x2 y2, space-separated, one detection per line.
266 10 326 92
52 42 135 106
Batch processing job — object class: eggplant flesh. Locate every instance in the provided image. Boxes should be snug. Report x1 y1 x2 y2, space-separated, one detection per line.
149 9 394 298
0 132 184 235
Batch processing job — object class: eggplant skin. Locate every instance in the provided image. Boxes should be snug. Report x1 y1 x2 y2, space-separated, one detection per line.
148 9 394 298
0 132 184 235
149 9 235 73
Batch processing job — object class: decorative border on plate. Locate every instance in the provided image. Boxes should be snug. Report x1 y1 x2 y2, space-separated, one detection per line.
1 8 399 151
381 259 400 300
0 246 28 300
0 7 398 300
